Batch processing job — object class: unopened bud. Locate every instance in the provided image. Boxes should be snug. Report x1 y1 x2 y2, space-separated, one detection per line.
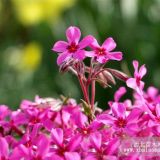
106 68 128 81
102 70 116 85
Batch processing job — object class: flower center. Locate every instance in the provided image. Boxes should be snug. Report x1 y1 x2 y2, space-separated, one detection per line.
156 117 160 123
96 48 106 56
0 156 7 160
25 140 32 148
115 118 127 128
67 42 78 53
136 76 141 86
33 156 42 160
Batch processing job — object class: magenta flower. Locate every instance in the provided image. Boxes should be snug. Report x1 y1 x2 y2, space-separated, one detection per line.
52 26 94 65
86 37 123 63
51 128 82 158
97 102 142 135
126 60 147 93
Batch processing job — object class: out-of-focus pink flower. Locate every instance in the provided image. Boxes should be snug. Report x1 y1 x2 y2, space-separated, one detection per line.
52 26 94 65
86 37 123 63
0 137 9 159
126 60 147 94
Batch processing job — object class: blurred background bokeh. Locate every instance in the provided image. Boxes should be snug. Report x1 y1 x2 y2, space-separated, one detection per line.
0 0 160 109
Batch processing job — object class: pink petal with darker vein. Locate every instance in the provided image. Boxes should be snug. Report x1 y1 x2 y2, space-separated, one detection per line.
51 128 63 147
57 52 71 65
89 37 100 49
79 35 94 49
66 26 81 44
102 37 116 51
108 51 123 61
52 41 68 52
65 152 81 160
73 50 85 60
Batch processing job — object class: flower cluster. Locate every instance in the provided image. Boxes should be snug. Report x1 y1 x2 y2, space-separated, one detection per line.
0 26 160 159
52 26 122 65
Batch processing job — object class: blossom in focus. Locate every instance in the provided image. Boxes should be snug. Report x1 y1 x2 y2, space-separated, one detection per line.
12 0 76 26
86 37 123 63
126 60 147 93
52 26 94 65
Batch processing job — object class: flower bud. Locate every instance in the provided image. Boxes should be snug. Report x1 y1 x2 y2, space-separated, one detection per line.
102 70 116 85
106 68 128 81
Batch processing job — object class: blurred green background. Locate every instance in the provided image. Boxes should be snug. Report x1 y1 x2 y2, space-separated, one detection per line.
0 0 160 109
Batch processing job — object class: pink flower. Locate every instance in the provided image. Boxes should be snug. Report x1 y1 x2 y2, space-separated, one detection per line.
52 26 94 65
51 128 82 158
126 60 147 93
86 37 123 63
97 102 142 135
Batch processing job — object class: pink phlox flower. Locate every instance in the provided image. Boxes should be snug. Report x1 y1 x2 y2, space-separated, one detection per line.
11 110 29 126
86 136 119 160
72 111 102 137
86 37 123 63
11 134 50 160
126 60 147 94
51 128 82 158
52 26 94 65
97 102 142 135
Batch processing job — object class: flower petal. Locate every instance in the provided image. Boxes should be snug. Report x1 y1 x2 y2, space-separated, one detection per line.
0 137 8 157
139 64 147 78
52 41 68 52
127 108 142 122
133 60 139 76
85 51 96 57
114 87 126 102
89 37 100 49
105 138 119 155
73 50 85 60
57 52 71 65
97 113 116 125
64 152 81 160
102 37 116 51
90 132 102 150
51 128 63 147
96 56 108 63
156 104 160 117
111 102 126 118
147 86 158 98
126 78 137 89
79 35 94 49
66 26 81 43
68 135 82 151
108 51 123 61
37 135 49 157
